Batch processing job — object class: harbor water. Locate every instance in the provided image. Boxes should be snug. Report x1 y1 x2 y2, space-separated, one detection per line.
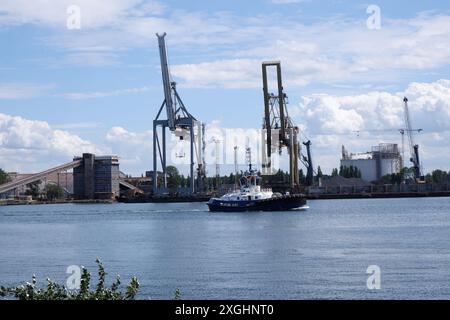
1 197 450 299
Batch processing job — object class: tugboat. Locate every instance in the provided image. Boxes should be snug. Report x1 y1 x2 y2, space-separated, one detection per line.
207 152 307 212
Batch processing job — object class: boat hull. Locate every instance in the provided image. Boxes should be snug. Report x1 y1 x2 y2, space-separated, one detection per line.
207 194 307 212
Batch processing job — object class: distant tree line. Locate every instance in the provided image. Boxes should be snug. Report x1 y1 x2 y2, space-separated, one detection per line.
164 166 321 191
162 165 450 191
381 168 450 185
24 180 65 201
426 169 450 184
330 166 362 179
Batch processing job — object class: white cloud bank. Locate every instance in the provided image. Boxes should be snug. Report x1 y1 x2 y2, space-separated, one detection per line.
294 79 450 173
0 113 105 172
105 126 152 169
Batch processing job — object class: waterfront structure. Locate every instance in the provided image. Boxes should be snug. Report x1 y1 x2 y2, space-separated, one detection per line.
341 143 401 182
73 154 120 200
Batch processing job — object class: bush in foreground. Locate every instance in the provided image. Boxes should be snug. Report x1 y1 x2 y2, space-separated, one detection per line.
0 259 139 300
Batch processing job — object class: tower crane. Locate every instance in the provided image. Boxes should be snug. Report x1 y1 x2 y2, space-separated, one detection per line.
153 33 205 195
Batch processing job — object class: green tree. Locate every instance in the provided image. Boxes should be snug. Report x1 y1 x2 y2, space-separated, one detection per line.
166 166 181 193
339 166 362 179
179 175 186 188
331 168 339 177
45 184 65 201
431 170 448 184
25 180 41 199
0 169 10 185
299 169 306 184
317 166 323 179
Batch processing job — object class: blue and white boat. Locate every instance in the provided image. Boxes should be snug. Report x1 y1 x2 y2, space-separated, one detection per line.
207 166 307 212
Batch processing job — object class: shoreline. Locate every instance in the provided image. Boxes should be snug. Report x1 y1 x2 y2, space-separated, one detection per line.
2 191 450 206
0 199 115 206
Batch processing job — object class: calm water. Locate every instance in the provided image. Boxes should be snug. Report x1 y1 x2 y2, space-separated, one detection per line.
1 198 450 299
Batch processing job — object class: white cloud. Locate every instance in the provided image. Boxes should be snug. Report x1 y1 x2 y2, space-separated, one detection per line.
3 0 450 90
0 84 53 99
105 126 152 172
52 122 102 129
0 113 105 172
163 13 450 89
293 79 450 173
0 0 155 28
270 0 307 4
171 59 260 89
63 86 152 100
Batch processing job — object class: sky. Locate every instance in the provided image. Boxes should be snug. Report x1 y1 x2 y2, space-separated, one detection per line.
1 0 450 176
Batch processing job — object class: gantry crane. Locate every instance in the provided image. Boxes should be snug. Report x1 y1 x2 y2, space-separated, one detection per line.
261 61 300 189
153 33 205 195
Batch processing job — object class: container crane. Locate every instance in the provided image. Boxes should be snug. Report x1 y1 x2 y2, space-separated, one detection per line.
153 33 205 195
261 61 300 190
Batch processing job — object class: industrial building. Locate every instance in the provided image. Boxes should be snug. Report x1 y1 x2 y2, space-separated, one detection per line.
73 153 120 200
341 143 402 182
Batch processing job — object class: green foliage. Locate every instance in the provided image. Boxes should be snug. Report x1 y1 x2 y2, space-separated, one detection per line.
25 180 41 199
316 166 323 179
45 184 65 201
174 288 182 300
431 169 448 184
166 165 181 193
299 169 306 184
339 165 362 179
380 173 403 185
0 169 10 185
0 259 140 300
260 169 290 186
331 168 339 177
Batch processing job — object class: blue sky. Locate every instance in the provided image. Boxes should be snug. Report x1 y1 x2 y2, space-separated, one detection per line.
1 0 450 175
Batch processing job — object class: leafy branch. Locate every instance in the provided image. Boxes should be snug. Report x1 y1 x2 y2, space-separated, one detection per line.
0 259 140 300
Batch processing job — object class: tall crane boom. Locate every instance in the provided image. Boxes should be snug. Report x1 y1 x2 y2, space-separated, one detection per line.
157 33 176 130
403 97 422 181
